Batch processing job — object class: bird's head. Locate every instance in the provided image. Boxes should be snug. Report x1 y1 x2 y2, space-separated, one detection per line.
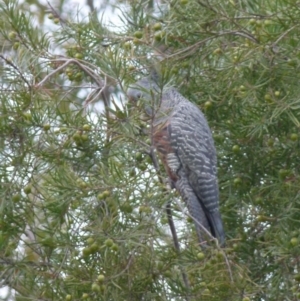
127 76 162 116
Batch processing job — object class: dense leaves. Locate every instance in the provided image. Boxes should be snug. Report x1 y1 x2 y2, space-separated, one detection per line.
1 0 300 300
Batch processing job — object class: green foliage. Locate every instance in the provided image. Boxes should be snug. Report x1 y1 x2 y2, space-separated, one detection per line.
1 0 300 300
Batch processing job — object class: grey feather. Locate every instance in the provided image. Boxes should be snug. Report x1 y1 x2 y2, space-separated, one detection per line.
128 77 225 246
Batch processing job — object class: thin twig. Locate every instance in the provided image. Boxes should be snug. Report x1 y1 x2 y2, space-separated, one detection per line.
46 1 68 25
166 202 192 300
272 24 298 48
83 86 106 108
166 202 180 251
36 57 105 88
0 55 32 90
164 30 258 61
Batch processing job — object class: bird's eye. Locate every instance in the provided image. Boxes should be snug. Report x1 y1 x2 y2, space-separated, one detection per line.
128 90 142 103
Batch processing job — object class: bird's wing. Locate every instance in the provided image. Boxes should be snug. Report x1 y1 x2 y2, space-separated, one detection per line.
152 119 212 243
168 102 225 245
175 169 211 244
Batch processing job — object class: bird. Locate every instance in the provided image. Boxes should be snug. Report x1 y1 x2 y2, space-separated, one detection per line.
127 74 225 246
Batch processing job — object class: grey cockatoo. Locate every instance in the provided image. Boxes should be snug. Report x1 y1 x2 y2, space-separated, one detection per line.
127 75 225 246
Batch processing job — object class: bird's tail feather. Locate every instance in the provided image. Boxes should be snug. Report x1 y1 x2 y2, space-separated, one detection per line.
208 211 225 246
